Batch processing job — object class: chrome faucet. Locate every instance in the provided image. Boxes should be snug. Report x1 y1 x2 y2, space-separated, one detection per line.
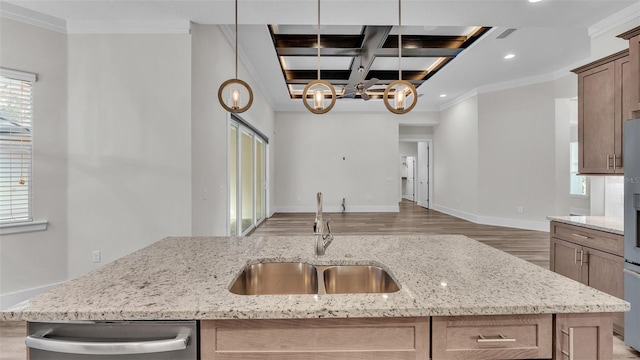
314 192 333 256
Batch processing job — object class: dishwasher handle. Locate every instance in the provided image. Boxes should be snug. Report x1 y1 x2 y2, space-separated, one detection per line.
26 327 191 355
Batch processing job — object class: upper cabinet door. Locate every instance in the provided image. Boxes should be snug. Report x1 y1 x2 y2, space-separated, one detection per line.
572 50 629 175
578 62 616 174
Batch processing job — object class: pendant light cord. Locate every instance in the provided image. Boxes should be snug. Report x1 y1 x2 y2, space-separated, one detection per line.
317 0 321 80
398 0 402 80
235 0 238 79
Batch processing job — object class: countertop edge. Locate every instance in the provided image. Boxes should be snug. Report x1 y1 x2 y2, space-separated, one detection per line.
547 216 624 235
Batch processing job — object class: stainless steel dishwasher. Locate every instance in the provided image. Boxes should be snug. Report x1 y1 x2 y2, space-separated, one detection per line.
26 320 197 359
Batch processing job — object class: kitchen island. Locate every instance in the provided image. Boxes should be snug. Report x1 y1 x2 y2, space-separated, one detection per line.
2 235 630 359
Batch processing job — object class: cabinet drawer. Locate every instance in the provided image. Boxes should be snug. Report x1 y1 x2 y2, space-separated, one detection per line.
432 314 552 360
550 222 623 256
201 317 429 360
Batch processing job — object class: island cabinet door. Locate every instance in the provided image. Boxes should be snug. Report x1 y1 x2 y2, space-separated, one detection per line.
431 314 553 360
554 313 613 360
200 317 430 360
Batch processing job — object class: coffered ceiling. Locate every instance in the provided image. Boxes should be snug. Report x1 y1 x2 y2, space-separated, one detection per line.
271 25 491 100
2 0 638 112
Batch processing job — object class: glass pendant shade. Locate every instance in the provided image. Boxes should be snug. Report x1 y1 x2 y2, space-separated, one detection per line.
384 80 417 114
303 80 336 114
218 79 253 113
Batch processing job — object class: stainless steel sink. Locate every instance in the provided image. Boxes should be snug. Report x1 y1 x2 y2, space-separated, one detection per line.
229 262 400 295
229 262 318 295
322 265 400 294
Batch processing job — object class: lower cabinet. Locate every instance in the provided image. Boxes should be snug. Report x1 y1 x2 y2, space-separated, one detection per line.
431 314 552 360
550 221 625 335
200 313 614 360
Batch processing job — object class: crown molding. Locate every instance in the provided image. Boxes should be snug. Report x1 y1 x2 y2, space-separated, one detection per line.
66 19 191 34
588 1 640 38
0 1 66 33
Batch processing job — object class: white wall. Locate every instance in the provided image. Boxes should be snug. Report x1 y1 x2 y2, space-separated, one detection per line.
433 96 479 216
477 82 556 228
0 18 68 307
274 112 400 212
399 142 418 155
191 24 275 235
66 34 192 278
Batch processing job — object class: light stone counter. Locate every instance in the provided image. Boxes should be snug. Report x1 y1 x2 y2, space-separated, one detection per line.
547 215 624 235
1 235 630 322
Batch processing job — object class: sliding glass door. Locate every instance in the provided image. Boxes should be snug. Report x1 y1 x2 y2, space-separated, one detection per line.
229 117 267 236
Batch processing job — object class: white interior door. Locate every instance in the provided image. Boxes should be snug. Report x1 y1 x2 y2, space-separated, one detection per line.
417 142 429 208
406 156 415 201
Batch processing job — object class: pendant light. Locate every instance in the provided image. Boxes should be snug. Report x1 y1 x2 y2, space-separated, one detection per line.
218 0 253 113
302 0 336 114
383 0 418 114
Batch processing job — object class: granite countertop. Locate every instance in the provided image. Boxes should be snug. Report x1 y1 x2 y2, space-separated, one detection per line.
547 215 624 235
1 235 630 322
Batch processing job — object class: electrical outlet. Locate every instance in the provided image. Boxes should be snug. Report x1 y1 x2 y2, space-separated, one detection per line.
517 206 524 214
92 250 101 263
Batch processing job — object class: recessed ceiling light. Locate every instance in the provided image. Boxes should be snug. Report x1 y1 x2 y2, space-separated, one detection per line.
440 94 447 98
504 54 516 60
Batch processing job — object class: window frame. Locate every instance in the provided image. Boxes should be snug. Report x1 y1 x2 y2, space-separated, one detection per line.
0 67 47 235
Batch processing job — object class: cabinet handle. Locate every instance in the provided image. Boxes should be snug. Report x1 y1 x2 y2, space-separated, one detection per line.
571 233 591 240
579 250 585 266
560 328 575 360
608 155 614 170
476 334 516 343
615 154 622 169
574 248 578 264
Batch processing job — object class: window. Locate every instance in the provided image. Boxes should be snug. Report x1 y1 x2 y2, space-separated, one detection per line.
570 142 587 196
0 69 35 224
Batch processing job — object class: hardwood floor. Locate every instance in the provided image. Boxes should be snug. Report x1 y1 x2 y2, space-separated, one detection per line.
251 199 551 268
1 200 638 359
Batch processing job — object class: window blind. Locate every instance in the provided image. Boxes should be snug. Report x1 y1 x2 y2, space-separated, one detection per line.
0 69 35 224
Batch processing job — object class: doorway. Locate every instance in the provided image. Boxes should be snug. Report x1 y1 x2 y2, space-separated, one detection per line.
401 156 416 201
416 141 430 209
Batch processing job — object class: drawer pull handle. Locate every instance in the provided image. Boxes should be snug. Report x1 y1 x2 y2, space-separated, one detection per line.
571 233 591 240
476 334 516 343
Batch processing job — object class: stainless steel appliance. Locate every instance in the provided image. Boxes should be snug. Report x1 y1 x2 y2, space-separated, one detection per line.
26 320 197 359
624 118 640 352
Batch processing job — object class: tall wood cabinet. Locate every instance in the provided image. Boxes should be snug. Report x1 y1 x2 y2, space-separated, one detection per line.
572 50 630 175
550 221 625 335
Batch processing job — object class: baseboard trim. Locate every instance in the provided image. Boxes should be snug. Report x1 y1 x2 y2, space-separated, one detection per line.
1 281 65 310
275 205 400 213
431 204 549 232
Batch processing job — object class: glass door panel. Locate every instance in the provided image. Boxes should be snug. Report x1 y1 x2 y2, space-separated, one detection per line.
229 125 238 236
256 139 265 222
241 130 254 233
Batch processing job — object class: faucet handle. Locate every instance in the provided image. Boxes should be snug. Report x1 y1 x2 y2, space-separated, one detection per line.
325 219 332 237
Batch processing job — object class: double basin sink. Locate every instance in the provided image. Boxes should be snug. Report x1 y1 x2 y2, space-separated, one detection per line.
229 262 400 295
